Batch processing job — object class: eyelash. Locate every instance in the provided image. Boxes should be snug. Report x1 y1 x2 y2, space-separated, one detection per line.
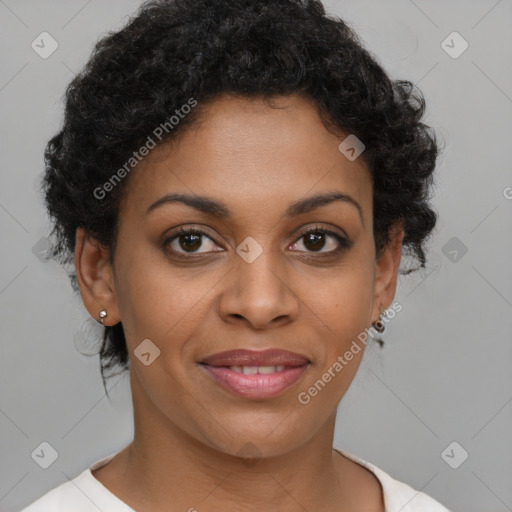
163 225 351 258
295 225 351 251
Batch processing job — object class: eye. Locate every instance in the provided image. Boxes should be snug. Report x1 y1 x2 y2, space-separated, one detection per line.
163 224 351 259
164 227 223 255
289 225 351 254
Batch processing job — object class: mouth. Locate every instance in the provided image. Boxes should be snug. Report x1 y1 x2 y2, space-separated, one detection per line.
199 348 311 400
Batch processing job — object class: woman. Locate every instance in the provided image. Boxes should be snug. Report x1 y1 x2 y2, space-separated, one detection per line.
22 0 450 510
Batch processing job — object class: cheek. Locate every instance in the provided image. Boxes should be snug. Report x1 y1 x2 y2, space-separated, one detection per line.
299 257 375 337
113 244 220 352
293 272 374 410
292 248 375 385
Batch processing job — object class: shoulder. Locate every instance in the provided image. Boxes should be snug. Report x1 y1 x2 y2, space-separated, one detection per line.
334 448 452 512
20 452 134 512
20 473 91 512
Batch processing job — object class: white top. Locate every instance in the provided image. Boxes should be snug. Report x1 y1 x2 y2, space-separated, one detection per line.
21 448 451 511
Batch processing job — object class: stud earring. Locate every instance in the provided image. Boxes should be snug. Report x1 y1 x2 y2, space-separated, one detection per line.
371 306 389 347
372 306 388 334
98 310 107 326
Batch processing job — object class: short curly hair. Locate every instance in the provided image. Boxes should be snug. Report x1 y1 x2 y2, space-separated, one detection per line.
42 0 441 390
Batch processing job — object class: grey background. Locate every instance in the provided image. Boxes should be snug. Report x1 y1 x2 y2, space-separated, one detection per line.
1 0 511 511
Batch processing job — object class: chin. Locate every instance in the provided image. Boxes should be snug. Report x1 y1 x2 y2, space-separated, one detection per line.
191 412 316 459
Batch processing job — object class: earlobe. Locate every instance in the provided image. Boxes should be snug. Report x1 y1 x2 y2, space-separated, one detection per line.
371 223 404 323
74 227 120 326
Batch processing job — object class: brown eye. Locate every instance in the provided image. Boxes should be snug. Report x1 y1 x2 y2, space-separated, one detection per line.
303 231 327 251
164 228 223 255
176 232 202 252
290 227 351 254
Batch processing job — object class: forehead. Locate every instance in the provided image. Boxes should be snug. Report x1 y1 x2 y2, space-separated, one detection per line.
120 94 373 220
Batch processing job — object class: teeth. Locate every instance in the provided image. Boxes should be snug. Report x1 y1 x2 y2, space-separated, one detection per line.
258 365 278 374
229 365 286 374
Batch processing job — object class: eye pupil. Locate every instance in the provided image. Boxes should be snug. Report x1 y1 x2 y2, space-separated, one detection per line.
180 233 202 252
304 232 325 251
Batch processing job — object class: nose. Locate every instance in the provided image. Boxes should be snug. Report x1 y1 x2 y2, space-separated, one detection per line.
217 248 300 330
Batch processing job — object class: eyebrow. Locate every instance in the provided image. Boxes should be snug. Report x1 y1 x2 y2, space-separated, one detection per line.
145 191 363 225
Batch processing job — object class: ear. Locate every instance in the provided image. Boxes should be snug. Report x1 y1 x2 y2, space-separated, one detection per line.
371 221 404 323
74 227 120 326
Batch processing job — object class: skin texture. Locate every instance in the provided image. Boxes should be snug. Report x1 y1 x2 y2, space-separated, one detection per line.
75 93 404 511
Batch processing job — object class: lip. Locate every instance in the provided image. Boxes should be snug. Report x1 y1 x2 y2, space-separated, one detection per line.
199 348 311 400
201 364 310 399
200 348 311 367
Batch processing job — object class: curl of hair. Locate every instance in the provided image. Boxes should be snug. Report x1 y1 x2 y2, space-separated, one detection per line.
42 0 442 391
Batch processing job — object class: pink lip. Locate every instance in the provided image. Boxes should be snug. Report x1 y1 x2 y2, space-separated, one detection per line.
201 348 310 367
199 348 311 400
201 364 310 399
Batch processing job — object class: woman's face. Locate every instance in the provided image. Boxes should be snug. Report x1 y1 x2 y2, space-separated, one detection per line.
79 93 402 458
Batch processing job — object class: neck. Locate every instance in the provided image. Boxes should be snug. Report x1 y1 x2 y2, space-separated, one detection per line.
96 372 381 511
